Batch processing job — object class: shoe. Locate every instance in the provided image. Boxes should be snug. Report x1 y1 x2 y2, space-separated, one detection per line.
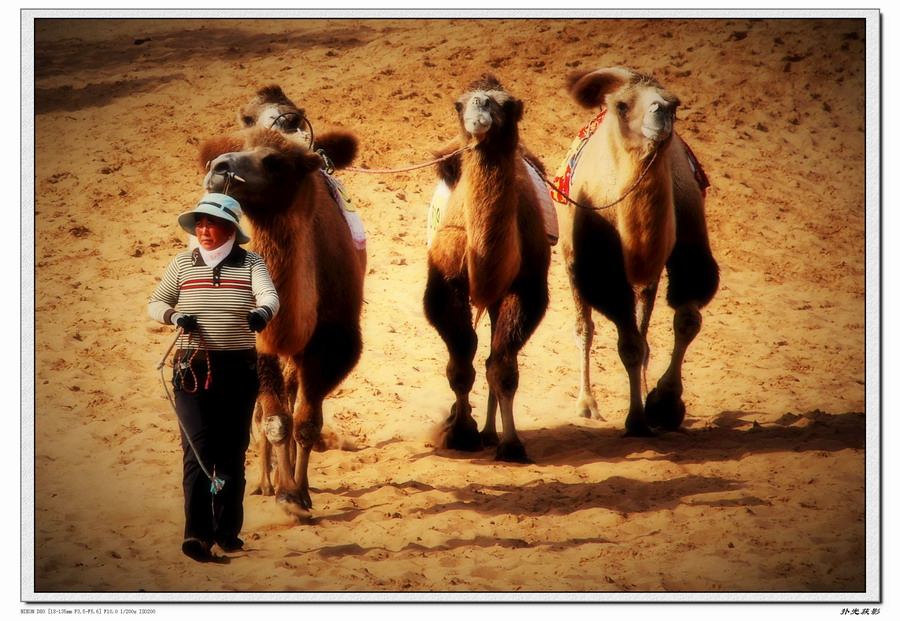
215 536 244 552
182 538 214 562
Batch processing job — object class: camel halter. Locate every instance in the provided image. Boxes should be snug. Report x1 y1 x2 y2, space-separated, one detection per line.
205 162 245 195
269 112 315 152
156 327 225 495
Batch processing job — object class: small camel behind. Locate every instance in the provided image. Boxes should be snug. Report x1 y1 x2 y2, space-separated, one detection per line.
239 84 367 271
555 67 718 435
425 75 550 463
199 127 365 516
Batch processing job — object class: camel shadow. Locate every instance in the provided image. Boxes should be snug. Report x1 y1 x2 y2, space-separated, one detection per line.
316 473 751 523
297 533 618 560
415 409 866 468
309 473 755 558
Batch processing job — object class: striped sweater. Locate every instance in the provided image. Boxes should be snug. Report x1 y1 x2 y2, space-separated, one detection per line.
148 246 280 351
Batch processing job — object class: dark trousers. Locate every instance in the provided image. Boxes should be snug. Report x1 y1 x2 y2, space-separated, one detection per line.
173 349 258 545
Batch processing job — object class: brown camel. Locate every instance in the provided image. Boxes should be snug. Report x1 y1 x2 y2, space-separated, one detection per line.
199 126 365 516
238 84 313 145
424 75 550 463
555 66 718 436
239 84 367 271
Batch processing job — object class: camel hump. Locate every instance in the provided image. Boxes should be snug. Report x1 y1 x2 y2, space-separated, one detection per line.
567 67 633 109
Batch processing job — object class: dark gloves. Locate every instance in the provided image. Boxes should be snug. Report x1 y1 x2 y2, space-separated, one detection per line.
171 312 198 333
247 309 269 333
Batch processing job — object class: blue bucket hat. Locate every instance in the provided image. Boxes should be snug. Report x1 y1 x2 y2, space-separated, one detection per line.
177 193 250 244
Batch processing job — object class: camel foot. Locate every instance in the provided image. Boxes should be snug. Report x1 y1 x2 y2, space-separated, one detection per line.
578 407 606 421
250 484 274 496
444 403 483 452
644 387 686 431
480 429 500 448
622 422 657 438
276 490 312 519
575 395 605 421
495 440 532 464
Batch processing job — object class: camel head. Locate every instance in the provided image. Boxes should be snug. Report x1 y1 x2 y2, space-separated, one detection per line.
568 67 681 156
199 127 328 216
454 74 524 148
239 85 313 145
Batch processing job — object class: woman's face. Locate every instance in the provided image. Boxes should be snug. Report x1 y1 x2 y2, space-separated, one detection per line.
194 215 235 251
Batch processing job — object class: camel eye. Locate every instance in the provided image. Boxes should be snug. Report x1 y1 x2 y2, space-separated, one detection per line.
616 101 629 116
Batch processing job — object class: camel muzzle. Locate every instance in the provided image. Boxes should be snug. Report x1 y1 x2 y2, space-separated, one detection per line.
204 156 246 193
464 97 493 136
641 102 674 142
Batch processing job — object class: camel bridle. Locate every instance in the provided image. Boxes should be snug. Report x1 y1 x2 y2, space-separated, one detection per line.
269 111 316 152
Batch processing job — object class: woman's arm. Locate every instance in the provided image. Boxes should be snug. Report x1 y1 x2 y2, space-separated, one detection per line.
147 256 182 324
249 254 280 321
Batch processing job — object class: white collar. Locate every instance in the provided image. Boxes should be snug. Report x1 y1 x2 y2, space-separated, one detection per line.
198 235 236 268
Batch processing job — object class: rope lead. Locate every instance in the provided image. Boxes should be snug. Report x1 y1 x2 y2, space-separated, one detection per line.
157 328 225 495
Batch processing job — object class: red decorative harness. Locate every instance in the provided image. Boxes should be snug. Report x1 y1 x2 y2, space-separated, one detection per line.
551 109 710 202
550 110 607 204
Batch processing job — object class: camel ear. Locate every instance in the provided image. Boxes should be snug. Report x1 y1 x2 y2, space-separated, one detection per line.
567 68 632 109
504 98 524 124
315 131 358 170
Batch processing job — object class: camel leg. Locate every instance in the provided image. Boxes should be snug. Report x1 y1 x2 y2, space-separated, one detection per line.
645 236 719 431
645 303 700 430
250 403 274 496
567 211 653 437
614 317 653 437
252 353 291 496
635 281 659 399
572 291 602 421
486 278 548 463
424 266 482 452
279 322 362 516
481 391 499 447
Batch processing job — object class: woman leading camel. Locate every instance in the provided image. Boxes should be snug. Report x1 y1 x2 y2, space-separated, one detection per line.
148 193 279 562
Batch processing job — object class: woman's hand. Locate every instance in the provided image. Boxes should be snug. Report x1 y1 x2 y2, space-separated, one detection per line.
247 309 269 333
171 312 199 333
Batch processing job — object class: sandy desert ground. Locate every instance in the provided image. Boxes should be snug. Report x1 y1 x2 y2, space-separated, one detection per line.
28 14 874 601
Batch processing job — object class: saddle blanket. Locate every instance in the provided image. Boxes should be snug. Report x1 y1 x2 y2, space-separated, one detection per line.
426 158 559 247
323 172 367 250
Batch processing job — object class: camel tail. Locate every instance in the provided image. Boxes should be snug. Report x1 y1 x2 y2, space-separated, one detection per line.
473 306 487 329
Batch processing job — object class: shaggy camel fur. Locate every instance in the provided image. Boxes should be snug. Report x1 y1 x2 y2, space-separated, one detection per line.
425 75 550 463
556 67 718 436
200 127 364 516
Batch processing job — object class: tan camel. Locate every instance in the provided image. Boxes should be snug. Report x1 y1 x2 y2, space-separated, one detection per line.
425 75 550 463
555 67 718 436
199 127 365 516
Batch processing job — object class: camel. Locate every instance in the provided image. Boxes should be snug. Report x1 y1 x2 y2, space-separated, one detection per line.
424 75 550 463
199 126 365 516
239 84 313 145
239 85 367 271
554 67 718 436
